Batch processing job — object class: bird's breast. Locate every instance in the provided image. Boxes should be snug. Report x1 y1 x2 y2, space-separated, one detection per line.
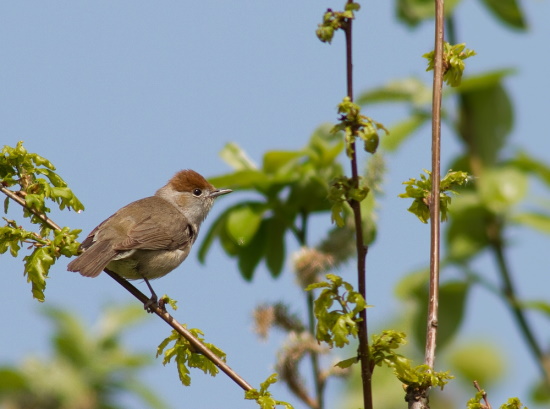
107 247 191 280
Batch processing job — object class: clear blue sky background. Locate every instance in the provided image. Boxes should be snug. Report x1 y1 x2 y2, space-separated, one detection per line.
1 1 549 408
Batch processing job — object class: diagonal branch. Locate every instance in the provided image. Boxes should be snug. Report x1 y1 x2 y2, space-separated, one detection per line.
1 186 254 393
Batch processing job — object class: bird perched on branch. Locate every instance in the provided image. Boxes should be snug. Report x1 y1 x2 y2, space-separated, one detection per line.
67 169 231 309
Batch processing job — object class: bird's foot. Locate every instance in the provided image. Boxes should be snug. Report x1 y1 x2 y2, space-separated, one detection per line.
143 294 158 313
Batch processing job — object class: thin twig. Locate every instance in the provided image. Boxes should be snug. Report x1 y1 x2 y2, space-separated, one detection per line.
1 187 254 393
425 0 445 371
473 380 493 409
343 5 373 409
1 186 62 230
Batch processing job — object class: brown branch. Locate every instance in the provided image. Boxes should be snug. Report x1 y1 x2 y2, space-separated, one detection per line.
1 187 254 393
408 1 445 408
425 0 444 370
1 186 62 230
473 380 493 409
343 6 373 409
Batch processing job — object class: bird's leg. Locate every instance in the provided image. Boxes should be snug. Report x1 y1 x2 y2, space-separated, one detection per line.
141 276 159 313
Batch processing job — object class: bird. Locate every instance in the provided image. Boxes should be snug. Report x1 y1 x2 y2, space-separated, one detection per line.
67 169 231 309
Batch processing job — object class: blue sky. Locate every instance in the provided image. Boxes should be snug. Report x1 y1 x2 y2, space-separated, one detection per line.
1 1 549 408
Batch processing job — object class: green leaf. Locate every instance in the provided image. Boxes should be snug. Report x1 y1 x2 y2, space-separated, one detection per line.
381 113 429 152
453 69 516 94
407 277 469 350
458 82 513 167
197 205 234 263
219 142 257 170
335 356 359 369
479 0 527 30
237 221 267 281
446 193 492 260
511 150 550 187
436 281 469 349
478 166 528 213
396 0 461 27
207 169 269 191
264 217 286 278
512 212 550 234
519 300 550 318
262 151 302 174
448 342 505 387
356 77 432 107
287 175 331 213
225 202 266 246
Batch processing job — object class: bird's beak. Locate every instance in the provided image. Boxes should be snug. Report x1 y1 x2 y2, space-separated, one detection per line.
210 188 232 198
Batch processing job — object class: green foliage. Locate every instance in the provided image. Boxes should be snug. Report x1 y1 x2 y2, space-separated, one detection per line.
396 270 470 351
396 0 461 27
479 0 527 30
316 2 360 43
327 175 369 227
448 343 505 388
499 397 528 409
0 304 167 409
244 374 294 409
424 42 476 87
306 274 367 348
399 169 470 223
1 142 84 301
199 125 345 281
156 328 226 386
159 294 178 311
370 330 452 389
468 393 529 409
466 389 488 409
1 142 84 214
457 80 514 167
332 97 388 158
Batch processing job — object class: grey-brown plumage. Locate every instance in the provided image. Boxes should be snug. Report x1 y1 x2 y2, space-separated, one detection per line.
67 170 231 283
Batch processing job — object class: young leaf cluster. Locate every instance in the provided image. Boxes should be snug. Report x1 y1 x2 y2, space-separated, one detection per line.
332 97 388 158
399 169 470 223
467 392 529 409
370 330 452 390
1 142 84 301
424 42 476 87
156 328 226 387
306 274 367 348
244 373 294 409
327 175 369 227
199 126 344 281
1 141 84 215
316 3 360 43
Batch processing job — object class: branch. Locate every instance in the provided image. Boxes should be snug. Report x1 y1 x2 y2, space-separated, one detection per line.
425 0 444 371
408 1 445 408
473 381 493 409
1 187 254 393
343 5 373 409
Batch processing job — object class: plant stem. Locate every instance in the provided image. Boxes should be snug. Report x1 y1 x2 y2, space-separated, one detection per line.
490 227 550 386
343 7 373 409
424 0 444 372
295 211 324 409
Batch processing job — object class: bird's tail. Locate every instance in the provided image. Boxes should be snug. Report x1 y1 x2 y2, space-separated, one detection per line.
67 240 116 278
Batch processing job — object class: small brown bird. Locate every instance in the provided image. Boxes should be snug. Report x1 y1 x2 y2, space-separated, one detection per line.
67 169 231 307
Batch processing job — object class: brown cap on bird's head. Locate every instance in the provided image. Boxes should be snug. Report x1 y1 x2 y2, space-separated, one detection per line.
169 169 215 193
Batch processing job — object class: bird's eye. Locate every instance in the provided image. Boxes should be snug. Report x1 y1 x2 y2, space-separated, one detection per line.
192 188 202 197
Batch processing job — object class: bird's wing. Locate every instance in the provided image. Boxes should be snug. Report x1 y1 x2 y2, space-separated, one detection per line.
113 214 195 252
